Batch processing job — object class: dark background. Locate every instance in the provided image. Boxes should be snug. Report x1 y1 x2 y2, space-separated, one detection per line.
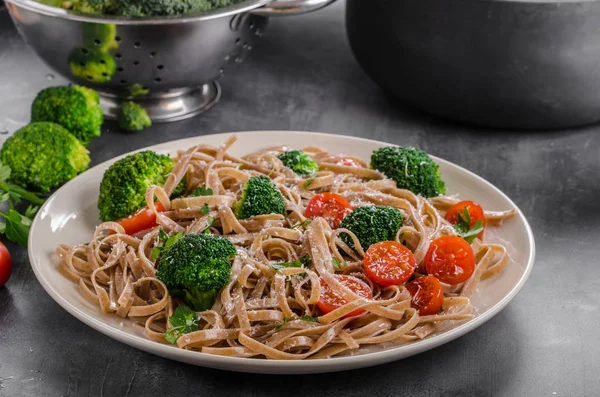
1 1 599 396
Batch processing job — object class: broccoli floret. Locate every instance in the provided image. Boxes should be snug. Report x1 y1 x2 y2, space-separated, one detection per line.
233 175 286 219
31 85 103 147
277 150 319 176
82 23 118 51
339 205 403 250
118 102 152 132
71 0 107 14
37 0 246 15
371 146 445 198
156 234 236 311
111 0 242 16
0 122 90 192
128 83 150 97
98 150 180 221
68 47 116 84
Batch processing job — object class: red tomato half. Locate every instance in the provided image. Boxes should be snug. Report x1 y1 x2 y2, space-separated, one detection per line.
406 276 444 315
363 241 416 287
317 274 373 318
444 200 486 240
335 158 362 168
304 193 352 229
424 235 475 285
0 242 13 288
117 202 166 235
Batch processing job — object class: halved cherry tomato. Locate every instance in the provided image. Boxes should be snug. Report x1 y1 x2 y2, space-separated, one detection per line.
335 158 362 168
444 200 486 240
424 235 475 285
363 241 416 287
0 242 12 288
117 202 165 235
406 276 444 315
317 274 373 318
304 193 352 229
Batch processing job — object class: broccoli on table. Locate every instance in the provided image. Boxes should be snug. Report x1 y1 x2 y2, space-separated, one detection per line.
371 146 445 198
277 150 319 176
339 205 403 250
31 85 103 147
233 175 286 220
68 47 116 85
98 150 181 221
118 101 152 132
156 233 236 311
0 122 90 192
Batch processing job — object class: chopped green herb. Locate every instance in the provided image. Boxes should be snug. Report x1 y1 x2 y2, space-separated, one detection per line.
299 315 319 322
152 230 184 260
190 186 214 197
201 203 210 214
158 228 169 242
203 215 215 234
165 305 199 344
332 257 342 269
270 254 311 270
454 207 484 244
235 164 243 170
291 219 312 229
303 177 316 189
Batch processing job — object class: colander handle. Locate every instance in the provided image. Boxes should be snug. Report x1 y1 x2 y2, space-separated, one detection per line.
250 0 336 16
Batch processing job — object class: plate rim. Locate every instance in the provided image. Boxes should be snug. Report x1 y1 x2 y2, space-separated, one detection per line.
28 130 536 373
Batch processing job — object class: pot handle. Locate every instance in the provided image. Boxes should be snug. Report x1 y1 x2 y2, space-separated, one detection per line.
249 0 336 16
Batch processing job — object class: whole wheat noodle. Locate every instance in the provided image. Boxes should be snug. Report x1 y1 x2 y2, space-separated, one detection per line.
56 136 515 359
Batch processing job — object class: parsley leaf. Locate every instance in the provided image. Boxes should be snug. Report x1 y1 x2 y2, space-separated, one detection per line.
454 207 484 244
24 205 38 219
201 203 210 215
332 257 342 269
151 247 162 261
270 255 311 270
165 305 199 344
158 228 169 243
203 215 215 234
2 181 45 205
165 232 184 248
291 219 311 229
152 230 184 260
190 186 214 197
0 164 11 181
0 209 32 247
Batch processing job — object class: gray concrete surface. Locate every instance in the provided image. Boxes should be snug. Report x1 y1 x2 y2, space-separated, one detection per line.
0 1 599 396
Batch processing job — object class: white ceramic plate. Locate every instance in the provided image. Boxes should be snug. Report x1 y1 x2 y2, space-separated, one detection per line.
28 131 535 374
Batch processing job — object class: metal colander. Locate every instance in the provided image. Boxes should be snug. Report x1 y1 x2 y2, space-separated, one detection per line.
4 0 336 122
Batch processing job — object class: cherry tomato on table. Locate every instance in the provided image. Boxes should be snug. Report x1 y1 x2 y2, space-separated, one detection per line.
444 200 486 240
304 193 352 229
424 235 475 285
317 274 373 318
363 241 416 287
117 201 166 235
0 242 13 288
406 276 444 315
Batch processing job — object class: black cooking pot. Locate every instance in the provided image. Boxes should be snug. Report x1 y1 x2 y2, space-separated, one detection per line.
346 0 600 129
